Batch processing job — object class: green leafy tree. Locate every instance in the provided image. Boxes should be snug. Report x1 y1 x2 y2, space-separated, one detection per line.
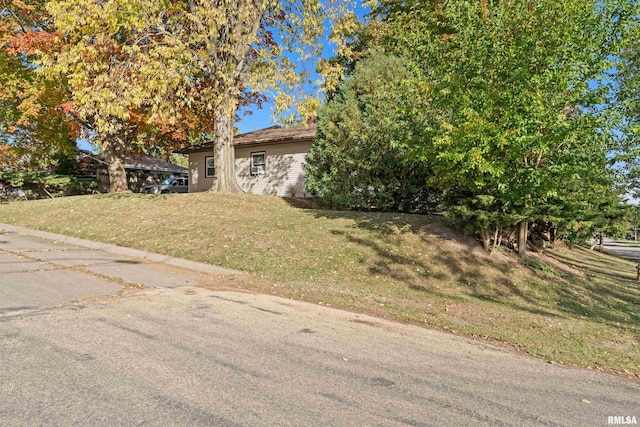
626 204 640 241
616 10 640 197
362 0 632 256
305 51 440 213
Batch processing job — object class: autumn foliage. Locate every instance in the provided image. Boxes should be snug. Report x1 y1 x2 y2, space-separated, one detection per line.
3 0 356 191
1 0 77 170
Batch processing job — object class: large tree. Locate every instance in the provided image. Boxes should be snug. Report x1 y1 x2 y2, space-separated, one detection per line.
0 0 78 169
306 51 440 212
616 10 640 196
38 0 203 191
37 0 357 192
359 0 632 256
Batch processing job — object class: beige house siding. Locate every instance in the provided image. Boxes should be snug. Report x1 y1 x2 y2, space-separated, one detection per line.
188 153 215 193
188 140 313 197
189 153 213 193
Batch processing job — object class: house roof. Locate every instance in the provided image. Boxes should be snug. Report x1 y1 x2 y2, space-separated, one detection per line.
81 153 187 174
177 123 317 154
124 156 188 173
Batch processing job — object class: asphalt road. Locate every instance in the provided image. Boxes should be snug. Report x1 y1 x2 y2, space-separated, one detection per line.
602 239 640 263
1 230 638 426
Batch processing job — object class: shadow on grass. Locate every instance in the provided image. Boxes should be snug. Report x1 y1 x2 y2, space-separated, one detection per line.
430 247 571 319
282 197 317 210
283 197 435 236
547 247 635 283
329 229 468 303
288 204 640 336
440 245 640 333
293 204 640 337
519 248 640 333
314 207 563 317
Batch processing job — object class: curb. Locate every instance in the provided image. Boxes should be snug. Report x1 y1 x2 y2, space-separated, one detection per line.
0 223 244 277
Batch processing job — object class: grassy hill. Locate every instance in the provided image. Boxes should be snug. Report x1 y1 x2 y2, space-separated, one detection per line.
0 193 638 377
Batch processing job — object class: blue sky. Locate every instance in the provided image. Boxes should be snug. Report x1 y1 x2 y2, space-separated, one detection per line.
238 2 370 133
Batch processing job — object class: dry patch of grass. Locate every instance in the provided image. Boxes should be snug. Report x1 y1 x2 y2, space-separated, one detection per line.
0 193 638 377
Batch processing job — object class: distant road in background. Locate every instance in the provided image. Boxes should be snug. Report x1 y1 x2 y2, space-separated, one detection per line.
603 239 640 262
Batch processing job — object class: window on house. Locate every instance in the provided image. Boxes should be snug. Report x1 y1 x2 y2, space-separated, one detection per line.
205 156 215 178
251 152 266 175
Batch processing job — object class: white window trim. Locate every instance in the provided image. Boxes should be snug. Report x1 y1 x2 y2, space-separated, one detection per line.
205 156 215 178
251 151 266 176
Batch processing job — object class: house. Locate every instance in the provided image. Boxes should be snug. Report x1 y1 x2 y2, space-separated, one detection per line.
79 153 188 193
178 123 316 197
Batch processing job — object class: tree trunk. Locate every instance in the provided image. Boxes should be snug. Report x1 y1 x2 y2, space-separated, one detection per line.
479 229 490 252
103 133 129 193
540 232 549 250
211 112 243 194
539 222 551 250
517 220 528 257
549 226 556 248
489 228 499 255
599 232 604 253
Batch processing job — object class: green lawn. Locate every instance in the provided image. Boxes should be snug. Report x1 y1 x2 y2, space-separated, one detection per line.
1 193 638 377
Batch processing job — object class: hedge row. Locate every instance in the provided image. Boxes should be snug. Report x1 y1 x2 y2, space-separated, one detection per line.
0 172 97 200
